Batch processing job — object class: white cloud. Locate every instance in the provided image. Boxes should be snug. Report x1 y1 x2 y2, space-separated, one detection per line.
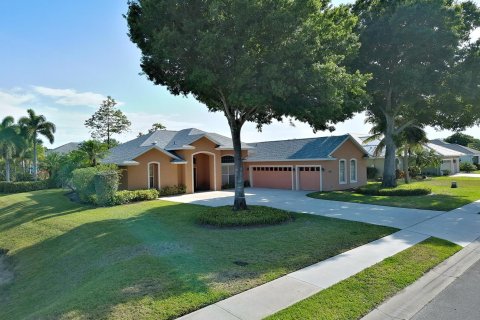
33 86 107 107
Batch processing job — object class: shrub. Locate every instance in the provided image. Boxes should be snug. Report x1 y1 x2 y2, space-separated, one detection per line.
408 166 421 178
112 189 159 205
395 169 405 179
460 162 477 173
442 169 451 176
367 167 378 179
356 185 431 196
197 205 293 227
0 180 50 194
72 167 98 203
159 184 186 196
94 171 119 206
15 172 34 182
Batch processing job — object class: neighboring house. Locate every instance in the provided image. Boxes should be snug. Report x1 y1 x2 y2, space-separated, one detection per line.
46 142 81 155
429 139 480 165
424 142 464 175
352 135 399 178
103 128 369 193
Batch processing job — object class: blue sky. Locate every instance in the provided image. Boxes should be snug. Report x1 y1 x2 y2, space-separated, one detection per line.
0 0 479 148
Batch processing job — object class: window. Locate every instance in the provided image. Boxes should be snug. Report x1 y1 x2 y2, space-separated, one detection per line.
148 162 159 189
221 156 235 187
350 159 357 182
339 160 346 184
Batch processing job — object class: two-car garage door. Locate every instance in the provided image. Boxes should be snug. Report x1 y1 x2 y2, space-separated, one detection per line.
249 166 322 191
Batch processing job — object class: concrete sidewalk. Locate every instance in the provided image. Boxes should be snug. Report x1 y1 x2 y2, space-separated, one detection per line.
172 190 480 320
178 230 429 320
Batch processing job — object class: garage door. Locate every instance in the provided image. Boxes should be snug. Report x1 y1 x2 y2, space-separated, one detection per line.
297 166 322 191
250 166 293 189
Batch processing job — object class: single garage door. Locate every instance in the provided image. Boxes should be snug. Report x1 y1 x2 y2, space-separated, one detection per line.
250 166 293 189
297 166 322 191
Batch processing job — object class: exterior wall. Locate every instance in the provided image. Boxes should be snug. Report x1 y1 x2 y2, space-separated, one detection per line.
244 138 367 191
125 149 183 190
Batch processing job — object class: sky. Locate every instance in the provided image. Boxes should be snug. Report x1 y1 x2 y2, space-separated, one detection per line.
0 0 479 148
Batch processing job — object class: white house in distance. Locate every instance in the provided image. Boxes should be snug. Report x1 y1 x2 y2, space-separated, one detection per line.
429 139 480 166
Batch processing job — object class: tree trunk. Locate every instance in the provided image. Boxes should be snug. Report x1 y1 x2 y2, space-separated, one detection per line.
403 147 410 184
33 137 38 181
230 124 248 211
382 114 397 187
5 155 11 182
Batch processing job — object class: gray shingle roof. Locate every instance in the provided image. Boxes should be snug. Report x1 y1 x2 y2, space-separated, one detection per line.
246 135 359 161
103 128 250 165
46 142 80 155
429 139 480 156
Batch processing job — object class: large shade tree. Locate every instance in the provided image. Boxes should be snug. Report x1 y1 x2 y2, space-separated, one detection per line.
126 0 370 210
353 0 480 187
19 109 56 181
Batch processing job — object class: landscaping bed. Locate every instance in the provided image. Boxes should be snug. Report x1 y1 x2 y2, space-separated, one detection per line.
267 237 461 320
308 177 480 211
197 206 293 227
0 189 396 320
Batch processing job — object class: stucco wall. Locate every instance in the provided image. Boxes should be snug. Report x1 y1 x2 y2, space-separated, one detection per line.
125 149 182 190
243 138 367 191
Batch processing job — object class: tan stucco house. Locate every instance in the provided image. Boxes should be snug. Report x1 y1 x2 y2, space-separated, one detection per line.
103 128 369 193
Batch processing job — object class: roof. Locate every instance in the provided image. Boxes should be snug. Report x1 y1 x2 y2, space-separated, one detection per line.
426 142 465 157
429 139 480 156
46 142 80 155
103 128 251 166
245 134 367 162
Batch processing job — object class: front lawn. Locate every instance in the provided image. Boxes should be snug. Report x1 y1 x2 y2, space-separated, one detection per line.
0 190 396 320
267 237 461 320
309 176 480 211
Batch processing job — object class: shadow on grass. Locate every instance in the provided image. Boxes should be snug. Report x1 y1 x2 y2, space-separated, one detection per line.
0 193 396 319
0 190 89 233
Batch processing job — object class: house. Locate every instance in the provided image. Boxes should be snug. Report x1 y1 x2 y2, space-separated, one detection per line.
46 142 81 155
103 128 369 193
424 142 465 175
429 139 480 166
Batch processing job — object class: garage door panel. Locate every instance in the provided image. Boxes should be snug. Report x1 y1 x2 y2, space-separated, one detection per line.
299 171 321 191
251 167 293 189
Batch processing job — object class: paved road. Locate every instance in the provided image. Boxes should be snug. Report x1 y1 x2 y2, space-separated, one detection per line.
412 259 480 320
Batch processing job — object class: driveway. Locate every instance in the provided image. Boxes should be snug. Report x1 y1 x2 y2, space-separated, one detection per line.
165 188 443 229
166 188 480 246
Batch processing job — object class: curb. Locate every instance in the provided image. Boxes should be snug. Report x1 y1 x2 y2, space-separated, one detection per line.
361 237 480 320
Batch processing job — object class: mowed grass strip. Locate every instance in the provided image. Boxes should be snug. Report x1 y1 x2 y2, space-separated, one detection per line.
309 176 480 211
0 190 396 320
267 237 461 320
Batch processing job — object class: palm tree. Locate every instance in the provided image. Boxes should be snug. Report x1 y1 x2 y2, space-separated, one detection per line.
364 113 428 184
78 140 109 166
0 116 24 182
19 109 56 180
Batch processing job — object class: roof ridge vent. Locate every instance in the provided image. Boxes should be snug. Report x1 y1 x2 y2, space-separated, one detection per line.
152 141 158 145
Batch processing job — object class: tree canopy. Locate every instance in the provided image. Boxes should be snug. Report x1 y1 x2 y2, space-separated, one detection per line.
126 0 370 209
85 97 131 148
353 0 480 187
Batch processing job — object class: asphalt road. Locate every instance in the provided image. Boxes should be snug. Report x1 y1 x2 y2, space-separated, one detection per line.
412 258 480 320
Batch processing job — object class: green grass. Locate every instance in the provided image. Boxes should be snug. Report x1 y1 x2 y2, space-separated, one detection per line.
0 190 396 320
197 205 293 227
309 176 480 211
472 170 480 174
267 237 461 320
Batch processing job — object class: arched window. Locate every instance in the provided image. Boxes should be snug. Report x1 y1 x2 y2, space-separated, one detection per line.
339 159 346 184
221 156 235 188
350 159 357 183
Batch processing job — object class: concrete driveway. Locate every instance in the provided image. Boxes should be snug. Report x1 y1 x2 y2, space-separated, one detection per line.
165 188 480 246
165 188 443 229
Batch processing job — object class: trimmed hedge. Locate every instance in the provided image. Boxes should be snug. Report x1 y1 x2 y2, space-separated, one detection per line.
197 205 293 227
367 167 378 180
0 180 51 194
94 171 119 206
72 167 98 203
356 186 431 196
159 184 187 196
112 189 159 205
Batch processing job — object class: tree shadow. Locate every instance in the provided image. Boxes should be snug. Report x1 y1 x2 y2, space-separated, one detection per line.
0 190 89 233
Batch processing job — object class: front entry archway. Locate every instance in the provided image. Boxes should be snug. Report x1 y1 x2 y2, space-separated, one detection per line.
192 152 216 192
